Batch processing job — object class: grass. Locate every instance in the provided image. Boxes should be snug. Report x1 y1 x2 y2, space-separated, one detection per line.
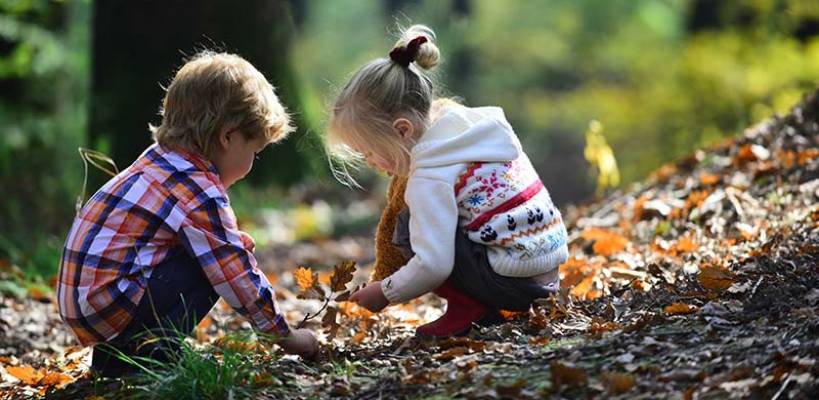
96 331 294 400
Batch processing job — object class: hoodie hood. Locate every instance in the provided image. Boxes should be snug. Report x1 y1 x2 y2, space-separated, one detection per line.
411 106 522 170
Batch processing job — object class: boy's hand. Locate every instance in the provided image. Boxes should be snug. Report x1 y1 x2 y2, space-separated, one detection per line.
238 231 256 252
349 282 389 313
280 328 319 359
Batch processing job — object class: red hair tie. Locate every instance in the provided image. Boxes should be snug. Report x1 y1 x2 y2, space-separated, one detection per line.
389 36 428 67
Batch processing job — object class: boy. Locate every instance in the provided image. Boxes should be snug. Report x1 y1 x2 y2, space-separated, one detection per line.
57 51 318 377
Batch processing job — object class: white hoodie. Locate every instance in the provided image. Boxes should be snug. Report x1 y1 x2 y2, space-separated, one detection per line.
380 105 568 304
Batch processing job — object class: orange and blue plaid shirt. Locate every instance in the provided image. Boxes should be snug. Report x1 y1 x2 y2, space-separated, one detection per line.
57 143 290 346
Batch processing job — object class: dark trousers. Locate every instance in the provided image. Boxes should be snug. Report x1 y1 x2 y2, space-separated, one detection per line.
393 209 558 311
91 247 219 377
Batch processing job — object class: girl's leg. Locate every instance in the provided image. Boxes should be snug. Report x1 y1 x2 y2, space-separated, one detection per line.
91 247 219 377
393 208 557 312
448 231 559 312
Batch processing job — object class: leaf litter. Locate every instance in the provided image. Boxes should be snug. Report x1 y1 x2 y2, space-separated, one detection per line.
3 91 819 398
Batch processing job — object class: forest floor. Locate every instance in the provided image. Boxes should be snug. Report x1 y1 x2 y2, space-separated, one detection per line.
2 92 819 399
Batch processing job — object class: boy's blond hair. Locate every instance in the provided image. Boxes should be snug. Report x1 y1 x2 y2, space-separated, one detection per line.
151 51 294 159
328 25 452 183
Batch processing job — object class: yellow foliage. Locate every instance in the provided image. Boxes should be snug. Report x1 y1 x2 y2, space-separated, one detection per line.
584 120 620 196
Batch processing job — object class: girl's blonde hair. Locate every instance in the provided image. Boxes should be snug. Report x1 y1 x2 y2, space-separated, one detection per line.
151 51 294 159
327 24 447 183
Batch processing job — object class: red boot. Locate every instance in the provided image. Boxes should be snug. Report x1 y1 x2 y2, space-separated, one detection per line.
416 280 488 338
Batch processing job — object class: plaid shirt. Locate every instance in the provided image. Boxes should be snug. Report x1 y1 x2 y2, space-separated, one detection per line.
58 143 290 346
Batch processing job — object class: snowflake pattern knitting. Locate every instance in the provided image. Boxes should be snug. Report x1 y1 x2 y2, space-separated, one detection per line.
454 153 568 274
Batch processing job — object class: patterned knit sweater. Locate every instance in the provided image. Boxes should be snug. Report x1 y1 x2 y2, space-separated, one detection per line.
456 155 568 276
380 105 568 304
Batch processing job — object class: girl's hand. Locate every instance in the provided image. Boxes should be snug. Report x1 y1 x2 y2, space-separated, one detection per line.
350 282 389 313
238 231 256 252
280 328 319 359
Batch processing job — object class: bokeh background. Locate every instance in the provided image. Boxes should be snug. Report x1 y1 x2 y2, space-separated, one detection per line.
2 0 818 285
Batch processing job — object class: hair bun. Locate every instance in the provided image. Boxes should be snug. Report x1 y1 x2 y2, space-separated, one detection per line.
392 24 439 70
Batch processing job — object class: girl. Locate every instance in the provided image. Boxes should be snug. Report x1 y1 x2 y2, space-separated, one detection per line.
337 25 569 337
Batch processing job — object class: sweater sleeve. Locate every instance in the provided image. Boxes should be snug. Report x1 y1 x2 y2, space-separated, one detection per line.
380 175 458 303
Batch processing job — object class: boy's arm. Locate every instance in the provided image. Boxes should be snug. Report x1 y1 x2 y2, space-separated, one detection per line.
179 196 290 337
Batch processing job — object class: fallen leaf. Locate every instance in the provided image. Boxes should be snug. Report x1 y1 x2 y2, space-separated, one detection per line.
602 372 635 394
528 336 551 346
6 365 44 385
797 148 819 166
329 261 356 292
293 267 316 291
665 302 699 315
581 228 629 256
334 290 350 302
550 361 588 389
699 172 720 186
672 235 698 255
322 306 340 339
351 330 367 343
40 371 73 388
499 309 527 320
570 274 600 300
435 347 468 361
699 265 735 291
590 316 620 334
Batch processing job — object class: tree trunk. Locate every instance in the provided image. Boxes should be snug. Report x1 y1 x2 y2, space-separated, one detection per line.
89 0 315 185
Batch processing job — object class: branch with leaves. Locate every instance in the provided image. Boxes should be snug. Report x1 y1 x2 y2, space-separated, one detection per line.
292 261 358 339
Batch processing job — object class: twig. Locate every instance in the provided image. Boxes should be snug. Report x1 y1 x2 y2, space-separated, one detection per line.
771 373 792 400
750 276 764 298
726 187 746 222
297 295 331 329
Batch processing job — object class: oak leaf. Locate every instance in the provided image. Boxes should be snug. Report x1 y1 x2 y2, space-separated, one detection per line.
698 265 735 291
293 267 316 291
6 365 44 385
329 261 356 292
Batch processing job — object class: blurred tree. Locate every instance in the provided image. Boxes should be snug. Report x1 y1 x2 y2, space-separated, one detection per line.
0 0 89 276
89 0 322 186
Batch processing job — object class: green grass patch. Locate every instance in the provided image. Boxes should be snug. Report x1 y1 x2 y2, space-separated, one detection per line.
107 332 294 400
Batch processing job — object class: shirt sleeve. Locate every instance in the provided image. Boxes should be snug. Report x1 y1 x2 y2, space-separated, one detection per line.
380 175 459 303
179 196 290 337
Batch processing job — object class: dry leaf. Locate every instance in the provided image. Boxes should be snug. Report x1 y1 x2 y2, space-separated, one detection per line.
673 235 698 255
698 265 735 291
334 290 350 302
570 274 600 300
699 172 720 186
529 308 550 330
351 330 367 343
650 163 677 183
665 302 699 315
590 316 620 334
322 306 340 339
528 336 551 346
581 228 629 256
329 261 356 292
550 361 588 389
797 148 819 166
499 309 527 320
293 267 315 291
6 365 44 385
435 347 468 361
40 371 73 388
602 372 635 394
